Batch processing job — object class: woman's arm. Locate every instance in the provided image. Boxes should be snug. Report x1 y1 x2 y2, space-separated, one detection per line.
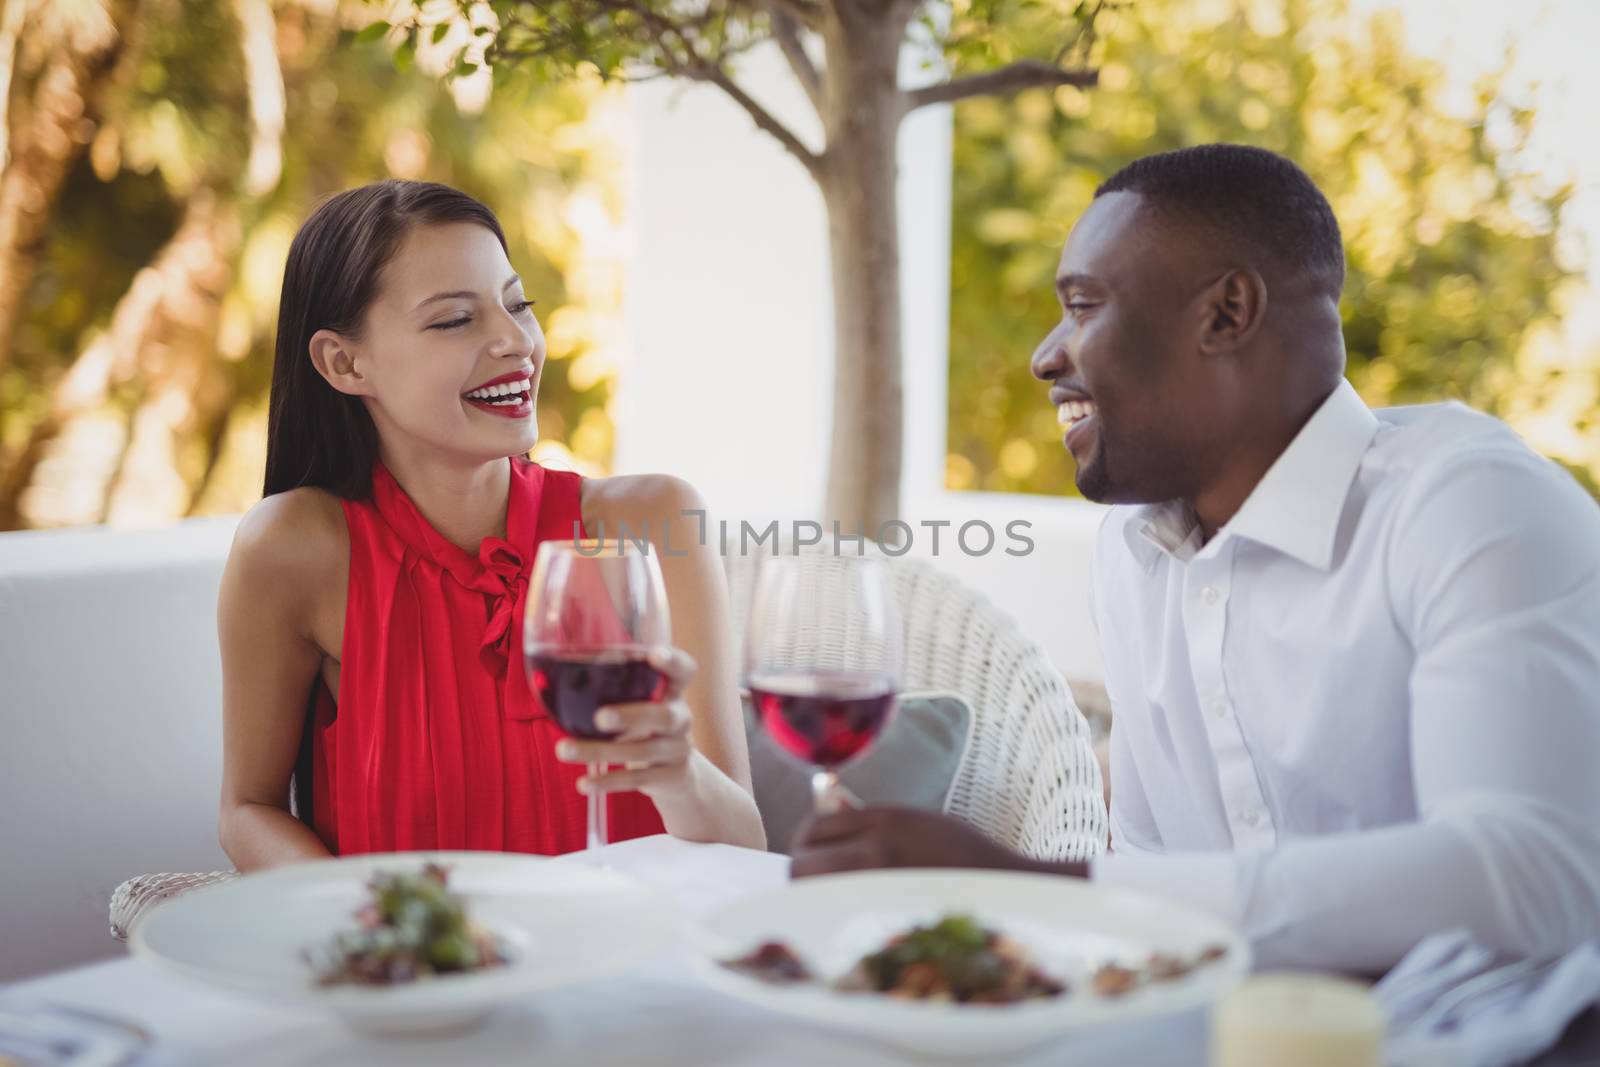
578 474 766 850
217 490 342 871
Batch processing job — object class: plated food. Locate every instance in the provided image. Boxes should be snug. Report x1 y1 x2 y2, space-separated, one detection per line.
721 911 1227 1006
306 863 510 987
723 914 1065 1004
698 870 1251 1058
838 914 1067 1003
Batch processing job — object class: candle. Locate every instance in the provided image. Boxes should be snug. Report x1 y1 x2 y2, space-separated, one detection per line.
1213 973 1386 1067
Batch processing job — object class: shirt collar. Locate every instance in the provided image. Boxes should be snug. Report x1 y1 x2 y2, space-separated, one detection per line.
1125 499 1204 569
1124 379 1380 572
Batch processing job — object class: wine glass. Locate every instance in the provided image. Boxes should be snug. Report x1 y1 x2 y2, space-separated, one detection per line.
524 540 672 852
744 554 903 813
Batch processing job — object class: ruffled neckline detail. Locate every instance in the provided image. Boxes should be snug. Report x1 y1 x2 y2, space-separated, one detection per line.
370 458 545 671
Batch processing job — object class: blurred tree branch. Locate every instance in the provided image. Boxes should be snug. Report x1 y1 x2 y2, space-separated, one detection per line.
759 1 822 113
904 59 1097 112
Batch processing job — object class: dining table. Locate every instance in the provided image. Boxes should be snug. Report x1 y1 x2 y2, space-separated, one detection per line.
6 835 1598 1067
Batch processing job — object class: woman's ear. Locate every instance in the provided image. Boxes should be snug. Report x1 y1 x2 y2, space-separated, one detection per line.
308 329 372 397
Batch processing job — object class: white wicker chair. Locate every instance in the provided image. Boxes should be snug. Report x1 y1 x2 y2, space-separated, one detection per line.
110 549 1107 941
725 550 1107 863
108 870 238 942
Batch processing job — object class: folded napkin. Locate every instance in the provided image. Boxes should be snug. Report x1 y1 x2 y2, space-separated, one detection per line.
1375 931 1600 1067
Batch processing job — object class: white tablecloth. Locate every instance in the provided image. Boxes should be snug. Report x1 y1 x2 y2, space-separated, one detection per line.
3 836 1205 1066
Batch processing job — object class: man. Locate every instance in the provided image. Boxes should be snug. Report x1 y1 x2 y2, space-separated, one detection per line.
791 144 1600 973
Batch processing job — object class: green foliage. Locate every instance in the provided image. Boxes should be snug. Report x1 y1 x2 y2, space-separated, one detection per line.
393 0 1102 88
946 0 1587 497
941 0 1110 74
117 0 254 195
378 0 758 84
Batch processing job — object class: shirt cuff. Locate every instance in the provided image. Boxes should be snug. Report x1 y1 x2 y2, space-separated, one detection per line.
1091 850 1243 927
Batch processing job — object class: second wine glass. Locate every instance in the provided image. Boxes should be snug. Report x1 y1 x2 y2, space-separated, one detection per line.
744 554 903 813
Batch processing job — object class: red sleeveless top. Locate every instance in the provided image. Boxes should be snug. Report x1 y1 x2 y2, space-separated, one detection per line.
302 458 666 855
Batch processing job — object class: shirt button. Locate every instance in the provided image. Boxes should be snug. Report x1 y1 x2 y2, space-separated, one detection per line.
1210 698 1229 720
1241 807 1263 828
1201 586 1219 605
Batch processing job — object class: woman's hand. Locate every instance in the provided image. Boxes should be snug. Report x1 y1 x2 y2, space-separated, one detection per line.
554 646 699 800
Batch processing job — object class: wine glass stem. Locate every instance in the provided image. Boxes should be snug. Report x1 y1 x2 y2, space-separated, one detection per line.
587 760 608 851
810 769 842 814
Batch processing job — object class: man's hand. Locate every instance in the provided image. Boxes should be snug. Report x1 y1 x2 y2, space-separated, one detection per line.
789 806 1090 879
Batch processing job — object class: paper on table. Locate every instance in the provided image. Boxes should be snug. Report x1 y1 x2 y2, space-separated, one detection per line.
0 995 185 1067
1376 931 1600 1067
547 833 789 920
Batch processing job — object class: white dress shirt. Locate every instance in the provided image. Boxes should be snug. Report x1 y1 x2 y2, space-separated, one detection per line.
1090 379 1600 972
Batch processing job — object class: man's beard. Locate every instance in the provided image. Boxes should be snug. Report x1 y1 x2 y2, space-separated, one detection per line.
1074 441 1111 502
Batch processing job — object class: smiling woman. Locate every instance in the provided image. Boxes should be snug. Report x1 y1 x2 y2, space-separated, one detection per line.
266 192 546 502
220 180 764 873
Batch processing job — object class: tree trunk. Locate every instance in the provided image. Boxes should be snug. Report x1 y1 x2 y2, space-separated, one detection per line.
817 4 908 535
0 0 139 376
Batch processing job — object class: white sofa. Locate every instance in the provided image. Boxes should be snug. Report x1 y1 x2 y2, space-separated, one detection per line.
0 501 1102 983
0 518 239 981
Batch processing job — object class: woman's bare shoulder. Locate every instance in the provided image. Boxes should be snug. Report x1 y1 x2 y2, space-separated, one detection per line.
581 474 716 566
581 473 705 525
226 487 347 594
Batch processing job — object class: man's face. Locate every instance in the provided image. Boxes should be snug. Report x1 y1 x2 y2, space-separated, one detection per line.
1030 192 1216 504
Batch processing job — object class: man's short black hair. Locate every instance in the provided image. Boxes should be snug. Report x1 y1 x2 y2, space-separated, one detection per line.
1096 144 1345 299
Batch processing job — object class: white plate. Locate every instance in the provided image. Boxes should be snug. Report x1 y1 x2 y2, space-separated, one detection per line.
132 851 680 1038
687 868 1250 1057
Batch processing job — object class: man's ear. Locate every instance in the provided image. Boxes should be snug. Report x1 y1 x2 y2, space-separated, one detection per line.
308 329 373 397
1198 268 1268 354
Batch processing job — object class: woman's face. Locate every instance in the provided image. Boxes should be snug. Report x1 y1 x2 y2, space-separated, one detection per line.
338 221 544 463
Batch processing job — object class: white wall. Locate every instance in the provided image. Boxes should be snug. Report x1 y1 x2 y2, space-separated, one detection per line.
619 44 1105 682
619 45 832 524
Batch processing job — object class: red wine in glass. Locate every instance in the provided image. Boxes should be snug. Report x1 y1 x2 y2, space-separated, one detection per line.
527 650 668 740
748 672 897 767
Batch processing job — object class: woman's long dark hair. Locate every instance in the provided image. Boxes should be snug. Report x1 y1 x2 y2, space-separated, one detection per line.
263 180 509 499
